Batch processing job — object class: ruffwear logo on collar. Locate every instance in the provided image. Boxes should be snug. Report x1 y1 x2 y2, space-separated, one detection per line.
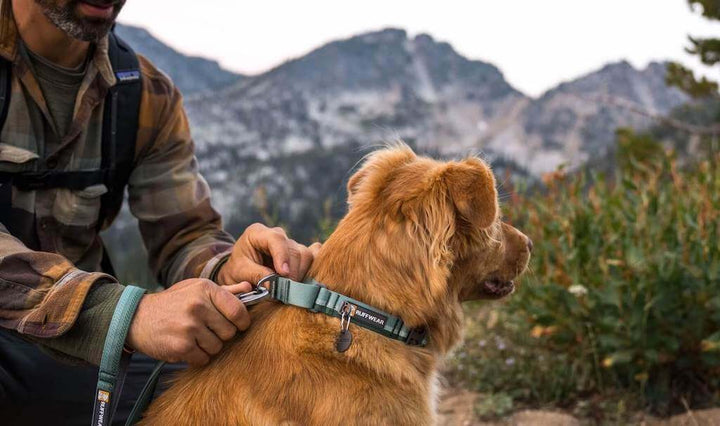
352 305 388 328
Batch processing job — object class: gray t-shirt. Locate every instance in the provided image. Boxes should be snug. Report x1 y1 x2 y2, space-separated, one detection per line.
21 43 89 138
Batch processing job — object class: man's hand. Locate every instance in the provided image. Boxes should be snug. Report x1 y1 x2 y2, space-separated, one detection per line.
126 279 251 367
217 223 321 286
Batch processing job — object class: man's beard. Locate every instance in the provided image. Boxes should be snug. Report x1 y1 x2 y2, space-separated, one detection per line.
34 0 124 42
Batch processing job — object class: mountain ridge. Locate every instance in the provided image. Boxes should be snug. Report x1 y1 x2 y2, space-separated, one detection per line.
106 26 689 256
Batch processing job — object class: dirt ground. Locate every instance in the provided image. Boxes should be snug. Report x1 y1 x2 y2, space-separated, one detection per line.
437 389 720 426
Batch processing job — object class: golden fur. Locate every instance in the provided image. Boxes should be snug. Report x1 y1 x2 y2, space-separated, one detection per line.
140 145 531 426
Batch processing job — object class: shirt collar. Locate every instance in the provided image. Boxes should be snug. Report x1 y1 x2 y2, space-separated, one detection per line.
92 36 116 87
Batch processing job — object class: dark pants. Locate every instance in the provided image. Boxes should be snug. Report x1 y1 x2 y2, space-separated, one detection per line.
0 329 186 426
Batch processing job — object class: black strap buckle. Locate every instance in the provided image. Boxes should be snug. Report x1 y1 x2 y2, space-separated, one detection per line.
19 171 53 190
405 327 427 346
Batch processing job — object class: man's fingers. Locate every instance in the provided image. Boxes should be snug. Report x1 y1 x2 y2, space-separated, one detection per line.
309 242 322 257
208 285 251 331
224 282 253 294
266 232 291 276
185 345 210 367
297 244 314 280
196 326 224 356
249 226 291 276
240 261 276 286
223 258 274 288
230 223 322 284
205 309 239 341
286 241 304 281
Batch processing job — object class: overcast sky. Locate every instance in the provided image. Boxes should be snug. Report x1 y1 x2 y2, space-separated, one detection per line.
118 0 717 97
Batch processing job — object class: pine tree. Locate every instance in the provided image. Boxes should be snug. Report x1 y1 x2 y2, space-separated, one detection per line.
666 1 720 98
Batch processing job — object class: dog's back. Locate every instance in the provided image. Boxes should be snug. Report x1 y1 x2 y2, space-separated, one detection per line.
141 300 437 425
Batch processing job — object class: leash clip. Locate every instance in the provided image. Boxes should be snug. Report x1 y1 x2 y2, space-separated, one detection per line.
237 286 269 307
236 273 277 307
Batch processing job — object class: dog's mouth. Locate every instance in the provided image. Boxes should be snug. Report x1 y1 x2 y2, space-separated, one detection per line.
480 278 515 299
459 277 516 301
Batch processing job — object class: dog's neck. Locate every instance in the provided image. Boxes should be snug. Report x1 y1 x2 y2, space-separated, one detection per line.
307 213 464 355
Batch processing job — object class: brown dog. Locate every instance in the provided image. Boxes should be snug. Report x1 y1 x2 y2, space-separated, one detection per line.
140 145 531 425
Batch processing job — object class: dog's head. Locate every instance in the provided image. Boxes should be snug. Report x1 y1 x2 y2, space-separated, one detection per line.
315 144 531 352
344 145 531 303
348 146 532 300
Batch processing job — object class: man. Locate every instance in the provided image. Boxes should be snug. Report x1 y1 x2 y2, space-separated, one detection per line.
0 0 318 423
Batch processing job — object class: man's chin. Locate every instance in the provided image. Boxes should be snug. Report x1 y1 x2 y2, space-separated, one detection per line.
67 17 115 42
73 26 112 42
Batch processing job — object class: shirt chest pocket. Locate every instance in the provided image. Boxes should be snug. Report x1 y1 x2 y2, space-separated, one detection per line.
52 184 107 228
0 143 38 172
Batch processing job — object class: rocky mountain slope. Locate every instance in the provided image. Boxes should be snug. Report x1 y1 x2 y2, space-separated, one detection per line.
186 29 523 160
115 23 242 94
486 61 687 174
181 28 686 239
105 27 689 275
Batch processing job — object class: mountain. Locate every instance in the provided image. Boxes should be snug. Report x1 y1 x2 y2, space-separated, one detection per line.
181 28 687 239
104 27 690 281
114 23 243 94
183 29 531 237
484 61 688 174
186 29 525 158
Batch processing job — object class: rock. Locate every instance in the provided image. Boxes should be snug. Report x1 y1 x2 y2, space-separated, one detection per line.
437 389 481 426
642 408 720 425
508 410 580 426
437 389 582 426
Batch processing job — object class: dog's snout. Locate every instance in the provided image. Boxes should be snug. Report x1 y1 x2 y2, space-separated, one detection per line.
527 238 534 253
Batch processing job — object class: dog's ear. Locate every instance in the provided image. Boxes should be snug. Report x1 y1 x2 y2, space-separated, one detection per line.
347 168 367 198
348 145 416 203
441 158 498 229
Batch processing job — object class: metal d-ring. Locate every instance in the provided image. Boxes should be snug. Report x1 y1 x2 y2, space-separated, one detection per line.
236 273 277 307
257 273 279 290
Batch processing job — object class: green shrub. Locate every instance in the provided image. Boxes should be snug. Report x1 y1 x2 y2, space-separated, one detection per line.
474 392 514 419
449 146 720 417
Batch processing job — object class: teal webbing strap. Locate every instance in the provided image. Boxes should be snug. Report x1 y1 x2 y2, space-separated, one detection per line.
125 360 166 426
270 277 428 346
92 285 146 426
270 277 324 310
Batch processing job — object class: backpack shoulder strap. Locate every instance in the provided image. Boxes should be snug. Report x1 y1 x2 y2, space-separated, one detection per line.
98 31 142 234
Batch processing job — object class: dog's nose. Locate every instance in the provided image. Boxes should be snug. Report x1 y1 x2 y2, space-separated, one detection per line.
527 238 533 253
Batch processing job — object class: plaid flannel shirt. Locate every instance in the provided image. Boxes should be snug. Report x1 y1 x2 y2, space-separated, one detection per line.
0 8 234 363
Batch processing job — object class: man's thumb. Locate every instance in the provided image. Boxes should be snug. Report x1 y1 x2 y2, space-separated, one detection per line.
208 284 251 330
245 265 276 288
224 282 253 294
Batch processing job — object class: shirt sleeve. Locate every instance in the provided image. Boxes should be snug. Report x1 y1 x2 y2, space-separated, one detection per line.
26 281 125 365
0 222 126 364
128 57 234 287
